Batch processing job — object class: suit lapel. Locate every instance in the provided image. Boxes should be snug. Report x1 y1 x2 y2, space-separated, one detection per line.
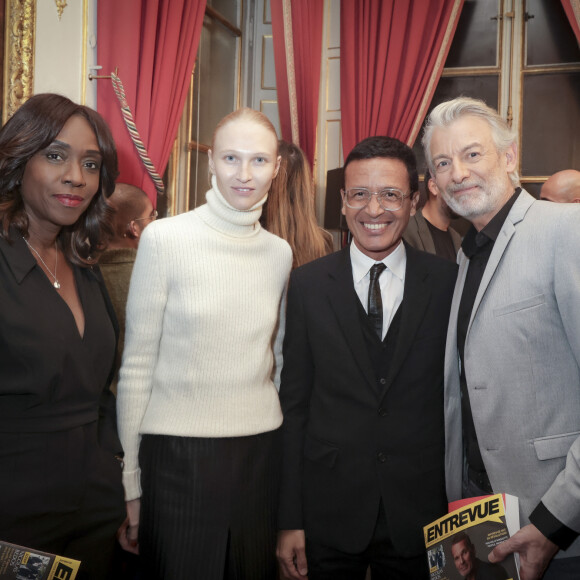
380 244 432 398
416 210 436 254
327 247 378 392
468 191 534 330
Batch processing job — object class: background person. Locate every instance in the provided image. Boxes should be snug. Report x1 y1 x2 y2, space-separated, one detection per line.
403 167 461 261
539 169 580 203
262 139 333 268
100 183 156 395
0 93 125 580
117 107 292 579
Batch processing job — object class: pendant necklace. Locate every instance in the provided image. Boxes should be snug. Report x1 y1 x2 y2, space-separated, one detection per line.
23 237 61 289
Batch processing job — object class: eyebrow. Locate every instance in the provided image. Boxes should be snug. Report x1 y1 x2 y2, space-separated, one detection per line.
51 140 102 157
432 142 483 164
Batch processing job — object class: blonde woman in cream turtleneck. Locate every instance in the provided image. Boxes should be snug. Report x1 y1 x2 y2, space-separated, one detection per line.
116 109 292 580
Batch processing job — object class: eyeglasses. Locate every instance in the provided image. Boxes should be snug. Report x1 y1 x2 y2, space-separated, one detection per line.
341 188 411 211
130 210 158 225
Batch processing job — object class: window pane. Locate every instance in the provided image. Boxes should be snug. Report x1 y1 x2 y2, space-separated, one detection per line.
525 0 580 66
445 0 500 68
191 20 238 147
190 151 210 210
413 75 499 170
521 73 580 175
207 0 239 26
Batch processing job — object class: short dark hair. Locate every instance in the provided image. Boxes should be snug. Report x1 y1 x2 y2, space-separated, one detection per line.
343 136 419 194
451 532 474 550
0 93 118 266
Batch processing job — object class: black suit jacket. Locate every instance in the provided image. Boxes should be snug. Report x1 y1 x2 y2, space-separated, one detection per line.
278 243 457 556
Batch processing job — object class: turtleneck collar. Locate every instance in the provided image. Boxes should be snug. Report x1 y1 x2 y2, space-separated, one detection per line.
196 175 267 238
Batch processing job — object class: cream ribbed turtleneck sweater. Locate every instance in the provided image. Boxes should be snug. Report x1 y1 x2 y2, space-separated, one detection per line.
117 178 292 500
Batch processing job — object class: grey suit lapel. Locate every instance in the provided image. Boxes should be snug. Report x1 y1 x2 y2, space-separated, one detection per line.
327 248 378 392
468 190 535 330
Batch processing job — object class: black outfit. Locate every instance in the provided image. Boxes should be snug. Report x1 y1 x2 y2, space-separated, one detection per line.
279 243 458 578
470 557 509 580
139 431 280 580
457 190 520 490
0 233 125 580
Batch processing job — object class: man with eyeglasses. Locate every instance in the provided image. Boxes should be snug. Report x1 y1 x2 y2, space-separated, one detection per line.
277 136 457 579
100 183 157 395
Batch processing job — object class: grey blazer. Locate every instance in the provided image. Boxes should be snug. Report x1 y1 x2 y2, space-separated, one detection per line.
403 209 462 256
444 191 580 558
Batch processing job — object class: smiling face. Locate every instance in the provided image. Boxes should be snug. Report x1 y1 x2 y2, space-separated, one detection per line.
452 539 475 578
208 117 280 211
20 115 102 236
342 157 418 260
429 115 517 231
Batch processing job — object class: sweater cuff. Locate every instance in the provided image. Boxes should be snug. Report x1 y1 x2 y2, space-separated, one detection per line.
122 467 142 501
529 501 579 550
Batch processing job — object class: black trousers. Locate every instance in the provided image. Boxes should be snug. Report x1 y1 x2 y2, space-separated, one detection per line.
138 430 280 580
306 501 430 580
0 423 126 580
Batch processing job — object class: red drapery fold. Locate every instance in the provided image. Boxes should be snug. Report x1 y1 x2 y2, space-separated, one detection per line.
340 0 464 157
271 0 324 170
561 0 580 44
97 0 206 203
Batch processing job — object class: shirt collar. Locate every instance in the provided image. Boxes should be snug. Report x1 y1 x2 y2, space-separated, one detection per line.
0 227 37 284
462 188 521 258
350 239 406 284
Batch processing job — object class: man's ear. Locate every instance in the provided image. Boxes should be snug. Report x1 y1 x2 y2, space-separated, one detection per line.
341 190 347 216
409 190 419 216
427 178 440 198
126 221 140 240
504 142 517 173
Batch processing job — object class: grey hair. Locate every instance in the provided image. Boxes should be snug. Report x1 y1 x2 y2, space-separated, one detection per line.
422 97 520 187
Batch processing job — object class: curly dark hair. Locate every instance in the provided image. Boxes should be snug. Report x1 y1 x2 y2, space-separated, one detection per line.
0 93 118 266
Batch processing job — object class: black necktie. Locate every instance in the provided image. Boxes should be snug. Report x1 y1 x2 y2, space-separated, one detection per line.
368 263 386 339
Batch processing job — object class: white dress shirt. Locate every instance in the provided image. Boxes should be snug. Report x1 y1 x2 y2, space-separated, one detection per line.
350 240 406 340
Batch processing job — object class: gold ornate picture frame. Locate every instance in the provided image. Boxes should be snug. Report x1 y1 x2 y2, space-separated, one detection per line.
3 0 35 124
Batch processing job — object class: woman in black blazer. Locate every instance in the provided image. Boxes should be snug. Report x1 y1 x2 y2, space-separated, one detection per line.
0 94 125 580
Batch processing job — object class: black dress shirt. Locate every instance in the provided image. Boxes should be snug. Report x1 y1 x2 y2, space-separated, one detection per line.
457 189 520 477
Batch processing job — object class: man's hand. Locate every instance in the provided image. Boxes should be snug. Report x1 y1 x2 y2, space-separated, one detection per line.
488 523 558 580
117 498 140 555
277 529 308 579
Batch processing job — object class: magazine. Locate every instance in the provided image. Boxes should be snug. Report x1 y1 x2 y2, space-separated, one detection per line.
0 541 80 580
424 493 520 580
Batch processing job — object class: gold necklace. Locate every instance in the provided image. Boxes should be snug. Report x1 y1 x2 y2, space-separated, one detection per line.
23 237 61 289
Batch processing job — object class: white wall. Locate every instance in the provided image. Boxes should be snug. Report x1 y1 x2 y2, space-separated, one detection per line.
33 0 97 107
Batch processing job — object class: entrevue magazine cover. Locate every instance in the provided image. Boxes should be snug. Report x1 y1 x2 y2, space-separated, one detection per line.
423 493 520 580
0 541 80 580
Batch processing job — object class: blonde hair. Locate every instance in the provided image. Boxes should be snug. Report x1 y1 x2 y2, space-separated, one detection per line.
263 140 333 268
211 107 278 151
422 97 520 187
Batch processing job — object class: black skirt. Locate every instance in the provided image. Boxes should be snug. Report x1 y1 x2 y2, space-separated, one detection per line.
138 429 281 580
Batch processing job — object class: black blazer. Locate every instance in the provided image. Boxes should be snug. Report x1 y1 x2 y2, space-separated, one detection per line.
278 243 457 556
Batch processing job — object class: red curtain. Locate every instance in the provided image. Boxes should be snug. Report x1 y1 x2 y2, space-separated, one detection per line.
271 0 324 170
561 0 580 44
97 0 206 203
340 0 464 157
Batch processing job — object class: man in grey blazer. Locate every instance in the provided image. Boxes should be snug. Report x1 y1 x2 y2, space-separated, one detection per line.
423 97 580 580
